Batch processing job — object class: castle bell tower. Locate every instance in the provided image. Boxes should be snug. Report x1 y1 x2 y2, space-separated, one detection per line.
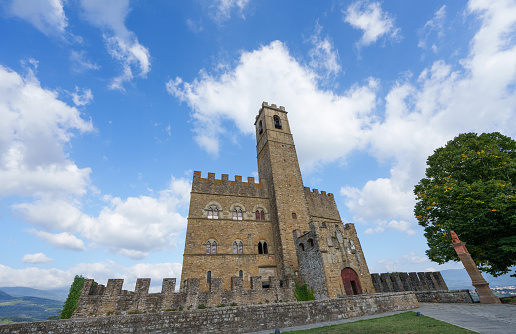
255 102 310 278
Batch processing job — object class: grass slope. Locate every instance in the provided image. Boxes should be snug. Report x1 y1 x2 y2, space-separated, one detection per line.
280 312 477 334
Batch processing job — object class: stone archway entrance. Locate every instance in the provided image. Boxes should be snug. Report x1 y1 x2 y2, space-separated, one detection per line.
341 268 362 296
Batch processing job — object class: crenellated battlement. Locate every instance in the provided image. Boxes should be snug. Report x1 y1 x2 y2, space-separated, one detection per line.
304 187 341 221
73 276 295 318
370 272 448 293
192 171 268 198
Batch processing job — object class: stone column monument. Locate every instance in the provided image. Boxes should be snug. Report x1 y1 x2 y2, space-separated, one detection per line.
450 231 501 304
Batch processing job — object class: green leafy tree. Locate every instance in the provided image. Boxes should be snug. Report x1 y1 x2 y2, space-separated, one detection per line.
414 132 516 277
60 275 85 319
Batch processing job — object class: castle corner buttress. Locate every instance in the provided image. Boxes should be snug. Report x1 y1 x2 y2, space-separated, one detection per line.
180 102 375 298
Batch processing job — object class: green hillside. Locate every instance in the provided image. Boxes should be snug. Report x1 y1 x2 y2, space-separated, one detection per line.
0 291 63 323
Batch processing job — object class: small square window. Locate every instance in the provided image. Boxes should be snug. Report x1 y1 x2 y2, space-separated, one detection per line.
292 212 297 219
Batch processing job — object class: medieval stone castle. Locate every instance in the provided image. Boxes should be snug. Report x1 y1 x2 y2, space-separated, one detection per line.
67 103 463 321
181 102 374 298
1 104 472 332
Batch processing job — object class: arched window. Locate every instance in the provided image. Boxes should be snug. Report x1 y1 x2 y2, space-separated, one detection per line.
273 115 282 129
208 206 219 219
232 208 243 220
206 239 217 254
258 241 268 254
206 241 211 254
211 240 217 254
255 209 266 221
232 241 243 254
239 270 243 278
207 271 211 284
308 238 314 247
258 120 263 134
300 243 305 251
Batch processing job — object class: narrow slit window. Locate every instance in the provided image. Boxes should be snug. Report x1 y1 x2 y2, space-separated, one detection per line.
233 241 238 254
207 271 211 284
261 210 265 220
211 241 217 254
238 241 243 254
300 243 305 251
258 242 263 254
239 270 243 278
263 242 268 254
255 210 260 220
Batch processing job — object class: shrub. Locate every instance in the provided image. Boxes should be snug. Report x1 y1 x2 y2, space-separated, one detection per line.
60 275 86 319
295 282 315 301
198 304 206 309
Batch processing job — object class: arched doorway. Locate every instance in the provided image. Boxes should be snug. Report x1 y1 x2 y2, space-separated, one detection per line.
341 268 362 296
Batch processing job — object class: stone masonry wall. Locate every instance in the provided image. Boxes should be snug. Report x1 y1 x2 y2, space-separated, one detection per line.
370 271 472 303
370 272 448 293
73 276 295 318
1 292 419 334
415 290 474 303
304 187 341 222
184 172 275 291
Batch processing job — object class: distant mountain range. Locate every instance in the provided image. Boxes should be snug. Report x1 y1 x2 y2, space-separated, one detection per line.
0 290 63 324
440 269 515 290
0 287 68 302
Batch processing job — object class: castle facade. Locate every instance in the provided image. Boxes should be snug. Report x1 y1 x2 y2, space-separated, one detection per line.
180 102 374 298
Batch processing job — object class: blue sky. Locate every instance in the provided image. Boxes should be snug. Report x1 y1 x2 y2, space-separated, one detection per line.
1 0 515 291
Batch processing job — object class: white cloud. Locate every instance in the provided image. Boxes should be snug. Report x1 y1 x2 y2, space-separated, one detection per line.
209 0 250 23
167 40 377 167
343 0 399 47
70 50 100 73
21 252 53 264
308 23 341 81
0 262 182 291
186 18 204 34
71 87 93 106
376 252 429 272
418 5 447 51
402 252 429 264
15 177 190 258
78 0 150 90
9 0 67 36
0 64 93 198
28 229 86 251
342 0 516 236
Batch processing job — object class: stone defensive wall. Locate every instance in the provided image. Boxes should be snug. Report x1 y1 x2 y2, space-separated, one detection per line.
72 276 295 318
0 291 419 334
370 271 473 303
192 171 268 198
303 187 341 221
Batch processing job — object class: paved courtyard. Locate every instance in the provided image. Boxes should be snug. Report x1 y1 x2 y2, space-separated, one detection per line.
249 302 516 334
